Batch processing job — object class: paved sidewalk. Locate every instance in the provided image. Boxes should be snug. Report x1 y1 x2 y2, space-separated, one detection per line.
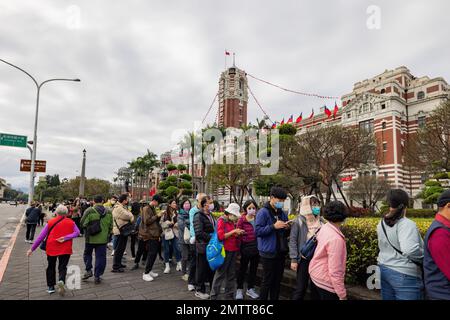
0 223 202 300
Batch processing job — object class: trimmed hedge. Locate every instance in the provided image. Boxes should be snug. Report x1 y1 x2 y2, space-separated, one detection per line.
378 207 436 218
342 217 432 284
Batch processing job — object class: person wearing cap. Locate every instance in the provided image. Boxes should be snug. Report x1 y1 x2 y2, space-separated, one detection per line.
290 195 325 300
210 202 244 300
423 190 450 300
377 189 424 300
255 186 290 300
309 200 348 300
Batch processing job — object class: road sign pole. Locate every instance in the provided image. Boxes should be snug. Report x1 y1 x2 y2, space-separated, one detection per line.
28 86 40 207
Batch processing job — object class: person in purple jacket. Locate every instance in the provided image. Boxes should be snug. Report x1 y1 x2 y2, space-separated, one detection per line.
236 200 260 300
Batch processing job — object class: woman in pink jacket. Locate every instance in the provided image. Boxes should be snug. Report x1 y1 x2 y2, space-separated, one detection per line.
309 200 348 300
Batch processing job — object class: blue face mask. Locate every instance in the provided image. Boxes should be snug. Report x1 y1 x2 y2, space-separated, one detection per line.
311 207 321 216
274 202 284 209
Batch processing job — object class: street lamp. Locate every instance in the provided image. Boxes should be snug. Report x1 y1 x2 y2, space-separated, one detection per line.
0 58 80 207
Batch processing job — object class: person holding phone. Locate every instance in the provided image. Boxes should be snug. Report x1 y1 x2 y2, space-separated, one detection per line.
255 187 290 300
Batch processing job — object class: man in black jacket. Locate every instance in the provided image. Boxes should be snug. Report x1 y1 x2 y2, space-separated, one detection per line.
193 195 216 299
25 202 40 243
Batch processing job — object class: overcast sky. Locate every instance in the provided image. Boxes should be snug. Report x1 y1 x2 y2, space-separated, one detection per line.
1 0 449 190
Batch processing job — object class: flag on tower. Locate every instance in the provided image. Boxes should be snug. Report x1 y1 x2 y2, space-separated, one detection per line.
308 109 314 119
333 101 339 118
324 105 332 118
287 115 293 123
280 118 285 125
296 113 303 123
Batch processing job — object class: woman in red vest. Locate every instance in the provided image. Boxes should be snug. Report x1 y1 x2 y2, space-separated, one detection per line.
27 204 80 295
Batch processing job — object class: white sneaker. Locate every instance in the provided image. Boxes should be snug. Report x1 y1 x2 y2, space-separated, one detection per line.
188 284 196 291
164 263 170 274
142 273 154 282
235 289 244 300
176 262 182 271
149 271 159 278
182 274 189 281
124 251 127 255
195 291 210 300
246 288 259 299
111 250 115 256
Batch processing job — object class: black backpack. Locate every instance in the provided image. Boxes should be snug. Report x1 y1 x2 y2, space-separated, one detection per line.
86 208 106 236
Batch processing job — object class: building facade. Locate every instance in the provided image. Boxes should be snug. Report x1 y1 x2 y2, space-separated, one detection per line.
294 66 449 208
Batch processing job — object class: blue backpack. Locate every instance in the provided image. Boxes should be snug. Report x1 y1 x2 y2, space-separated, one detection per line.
206 230 226 271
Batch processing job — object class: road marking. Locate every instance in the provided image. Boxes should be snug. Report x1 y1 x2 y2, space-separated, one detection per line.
0 211 25 283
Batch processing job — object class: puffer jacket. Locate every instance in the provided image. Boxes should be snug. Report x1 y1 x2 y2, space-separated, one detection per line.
112 203 134 236
193 210 215 254
26 207 41 224
139 205 162 241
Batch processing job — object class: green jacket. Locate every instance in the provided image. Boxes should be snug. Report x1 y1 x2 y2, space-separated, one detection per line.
81 205 113 244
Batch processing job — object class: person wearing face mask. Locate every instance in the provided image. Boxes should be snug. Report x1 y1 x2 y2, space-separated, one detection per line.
255 186 290 300
177 198 193 281
236 200 260 300
210 203 244 300
289 195 325 300
160 199 182 274
193 195 216 299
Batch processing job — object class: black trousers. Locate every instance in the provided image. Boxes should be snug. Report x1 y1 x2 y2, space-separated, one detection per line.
259 256 286 300
134 239 148 264
237 253 259 290
310 280 339 300
144 239 159 274
46 254 71 287
130 233 138 258
188 245 197 285
195 252 214 293
112 234 128 270
26 224 37 241
292 258 311 300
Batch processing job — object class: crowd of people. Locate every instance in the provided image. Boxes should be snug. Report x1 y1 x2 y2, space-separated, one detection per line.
24 186 449 300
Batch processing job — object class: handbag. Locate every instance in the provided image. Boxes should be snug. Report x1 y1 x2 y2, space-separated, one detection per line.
114 218 135 237
164 228 175 240
40 217 65 251
183 226 191 243
300 228 321 261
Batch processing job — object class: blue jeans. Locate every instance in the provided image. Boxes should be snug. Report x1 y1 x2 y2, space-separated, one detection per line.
112 235 118 250
379 264 424 300
162 237 181 263
83 243 107 278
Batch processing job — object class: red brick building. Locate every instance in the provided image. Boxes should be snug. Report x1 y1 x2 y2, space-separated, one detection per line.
293 66 449 208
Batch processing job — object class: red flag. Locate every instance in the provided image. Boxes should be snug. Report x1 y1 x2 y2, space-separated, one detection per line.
149 186 156 196
296 113 303 123
324 105 332 118
333 102 339 118
225 51 230 55
308 109 314 119
280 118 285 125
287 115 293 123
271 122 276 129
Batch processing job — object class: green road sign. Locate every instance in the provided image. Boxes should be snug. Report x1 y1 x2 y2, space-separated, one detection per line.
0 133 27 148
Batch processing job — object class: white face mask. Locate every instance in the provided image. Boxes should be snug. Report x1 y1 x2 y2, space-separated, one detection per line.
247 208 256 216
208 203 215 212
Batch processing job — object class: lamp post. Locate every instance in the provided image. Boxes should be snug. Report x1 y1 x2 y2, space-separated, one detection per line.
79 149 86 197
0 58 80 207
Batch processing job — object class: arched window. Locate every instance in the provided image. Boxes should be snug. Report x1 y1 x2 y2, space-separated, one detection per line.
417 91 425 100
380 88 386 94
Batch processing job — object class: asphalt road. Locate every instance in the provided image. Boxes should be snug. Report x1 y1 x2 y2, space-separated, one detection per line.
0 203 25 258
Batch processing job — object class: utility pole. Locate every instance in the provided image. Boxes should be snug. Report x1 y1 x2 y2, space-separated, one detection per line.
79 149 86 197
